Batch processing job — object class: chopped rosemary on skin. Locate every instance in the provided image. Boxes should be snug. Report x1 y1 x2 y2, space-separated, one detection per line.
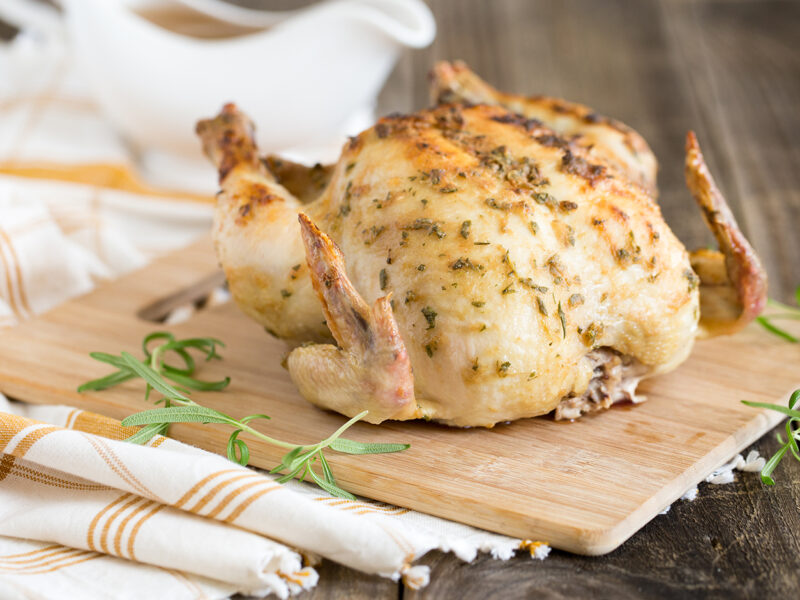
379 268 388 290
558 301 566 338
280 289 292 298
422 306 437 329
533 192 558 208
77 332 409 499
472 301 485 308
568 293 584 307
537 297 548 316
450 257 483 271
460 220 471 239
582 322 603 346
559 200 578 212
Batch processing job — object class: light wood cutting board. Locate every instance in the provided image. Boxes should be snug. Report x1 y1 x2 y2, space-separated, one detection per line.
0 237 797 555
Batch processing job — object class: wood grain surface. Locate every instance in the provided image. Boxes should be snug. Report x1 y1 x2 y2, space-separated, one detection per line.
1 235 796 555
2 0 799 597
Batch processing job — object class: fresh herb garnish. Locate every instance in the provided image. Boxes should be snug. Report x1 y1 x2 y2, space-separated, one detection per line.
755 286 800 343
78 332 409 499
741 287 800 484
742 390 800 485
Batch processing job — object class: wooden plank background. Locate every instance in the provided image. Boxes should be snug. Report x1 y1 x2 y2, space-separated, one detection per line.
2 0 799 597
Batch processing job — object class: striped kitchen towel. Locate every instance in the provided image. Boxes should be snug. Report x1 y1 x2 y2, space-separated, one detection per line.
0 396 547 599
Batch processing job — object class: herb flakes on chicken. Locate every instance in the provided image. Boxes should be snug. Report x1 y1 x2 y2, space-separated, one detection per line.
196 61 766 427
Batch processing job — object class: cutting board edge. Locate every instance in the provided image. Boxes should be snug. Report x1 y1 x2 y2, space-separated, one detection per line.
563 405 787 555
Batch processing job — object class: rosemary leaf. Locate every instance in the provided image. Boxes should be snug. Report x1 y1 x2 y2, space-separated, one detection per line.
329 438 410 454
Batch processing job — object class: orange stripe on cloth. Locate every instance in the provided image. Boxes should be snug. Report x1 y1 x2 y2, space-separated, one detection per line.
222 485 279 524
1 553 103 575
0 544 63 562
87 493 134 552
99 495 145 555
0 413 43 450
185 472 263 516
12 425 60 457
83 435 157 501
0 546 83 567
173 469 243 509
0 162 213 204
10 461 112 491
0 228 32 315
126 502 166 561
0 455 15 482
164 568 209 599
0 234 25 320
0 549 94 573
205 479 276 519
72 410 141 441
113 499 157 558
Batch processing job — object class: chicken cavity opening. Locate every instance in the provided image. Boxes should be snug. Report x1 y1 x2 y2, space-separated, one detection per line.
554 348 650 421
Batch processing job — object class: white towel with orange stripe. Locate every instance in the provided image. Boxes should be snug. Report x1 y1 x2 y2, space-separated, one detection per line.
0 177 212 328
0 396 548 599
0 537 239 600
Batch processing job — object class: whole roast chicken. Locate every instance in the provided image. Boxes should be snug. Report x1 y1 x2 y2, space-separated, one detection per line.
196 61 766 427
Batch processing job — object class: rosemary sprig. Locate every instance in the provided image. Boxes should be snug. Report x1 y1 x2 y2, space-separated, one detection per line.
755 285 800 343
78 332 409 499
742 286 800 484
742 390 800 485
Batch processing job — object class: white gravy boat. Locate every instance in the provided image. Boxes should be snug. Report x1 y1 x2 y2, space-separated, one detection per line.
61 0 435 190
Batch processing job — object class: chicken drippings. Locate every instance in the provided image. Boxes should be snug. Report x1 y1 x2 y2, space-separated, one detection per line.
554 348 649 421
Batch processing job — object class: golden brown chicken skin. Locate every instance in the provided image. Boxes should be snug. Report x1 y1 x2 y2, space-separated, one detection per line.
196 64 766 427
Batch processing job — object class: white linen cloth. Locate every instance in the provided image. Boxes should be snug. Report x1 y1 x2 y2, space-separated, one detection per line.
0 396 546 599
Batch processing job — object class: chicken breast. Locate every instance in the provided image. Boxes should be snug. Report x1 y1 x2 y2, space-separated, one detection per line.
196 62 765 427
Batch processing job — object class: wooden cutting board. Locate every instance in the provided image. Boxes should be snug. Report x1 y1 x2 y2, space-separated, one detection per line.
0 236 797 555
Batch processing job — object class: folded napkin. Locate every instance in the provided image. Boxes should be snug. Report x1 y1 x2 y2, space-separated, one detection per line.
0 537 239 600
0 395 547 598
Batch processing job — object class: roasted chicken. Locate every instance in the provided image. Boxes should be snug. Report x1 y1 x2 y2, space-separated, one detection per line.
196 61 766 427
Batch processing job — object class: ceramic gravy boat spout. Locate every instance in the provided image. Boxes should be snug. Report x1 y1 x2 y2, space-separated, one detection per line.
60 0 436 190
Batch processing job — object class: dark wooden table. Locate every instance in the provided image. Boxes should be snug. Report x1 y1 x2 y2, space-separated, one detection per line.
4 1 799 598
315 1 800 597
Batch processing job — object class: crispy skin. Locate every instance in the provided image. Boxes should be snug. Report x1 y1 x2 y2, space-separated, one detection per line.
429 60 658 195
685 131 768 336
196 105 329 343
199 101 698 425
197 67 765 426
